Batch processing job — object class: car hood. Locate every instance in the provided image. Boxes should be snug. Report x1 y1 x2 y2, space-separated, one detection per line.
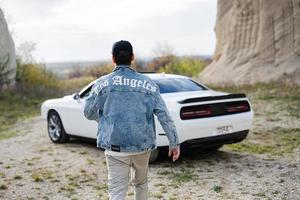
161 90 228 102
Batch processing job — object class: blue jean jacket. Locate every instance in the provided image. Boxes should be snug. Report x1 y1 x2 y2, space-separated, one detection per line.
84 65 179 152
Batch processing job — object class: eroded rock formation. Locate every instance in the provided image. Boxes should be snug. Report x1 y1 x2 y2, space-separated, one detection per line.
0 8 16 86
199 0 300 85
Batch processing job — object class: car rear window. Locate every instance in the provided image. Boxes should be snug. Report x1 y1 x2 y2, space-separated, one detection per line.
153 78 207 93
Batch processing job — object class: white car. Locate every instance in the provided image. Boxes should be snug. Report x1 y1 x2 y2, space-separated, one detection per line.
41 73 253 161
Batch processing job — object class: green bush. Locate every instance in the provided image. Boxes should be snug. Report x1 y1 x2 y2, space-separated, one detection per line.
62 76 95 93
146 55 175 72
15 61 62 96
159 57 206 78
83 63 114 78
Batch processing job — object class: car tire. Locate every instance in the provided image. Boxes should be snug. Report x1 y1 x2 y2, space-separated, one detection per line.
47 111 69 143
149 149 159 163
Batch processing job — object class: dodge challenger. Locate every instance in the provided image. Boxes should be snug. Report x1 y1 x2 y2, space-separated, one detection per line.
41 73 254 162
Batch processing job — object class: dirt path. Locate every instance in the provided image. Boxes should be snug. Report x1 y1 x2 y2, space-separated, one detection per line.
0 117 299 200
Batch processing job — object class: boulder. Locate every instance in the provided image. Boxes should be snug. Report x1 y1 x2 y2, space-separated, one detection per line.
0 8 16 86
199 0 300 85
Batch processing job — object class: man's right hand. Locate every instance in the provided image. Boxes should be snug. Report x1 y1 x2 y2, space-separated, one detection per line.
168 146 180 162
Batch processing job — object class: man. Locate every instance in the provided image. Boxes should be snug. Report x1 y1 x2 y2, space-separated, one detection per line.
84 40 180 200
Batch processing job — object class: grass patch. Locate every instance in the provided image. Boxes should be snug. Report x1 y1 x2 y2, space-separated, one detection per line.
172 168 196 184
86 159 95 165
0 69 93 140
94 184 108 191
228 128 300 155
31 173 43 182
0 131 20 140
212 185 222 193
4 165 11 169
0 172 5 178
228 143 275 154
153 192 163 199
157 170 171 176
0 92 46 139
79 151 87 155
168 196 179 200
31 170 54 182
42 170 54 180
158 167 196 185
14 174 22 180
59 185 75 192
127 192 134 196
0 183 7 190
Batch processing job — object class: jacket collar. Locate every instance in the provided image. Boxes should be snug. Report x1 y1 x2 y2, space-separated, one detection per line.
113 65 135 72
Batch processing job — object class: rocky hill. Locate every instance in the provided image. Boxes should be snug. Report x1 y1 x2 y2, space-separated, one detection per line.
0 8 16 86
199 0 300 85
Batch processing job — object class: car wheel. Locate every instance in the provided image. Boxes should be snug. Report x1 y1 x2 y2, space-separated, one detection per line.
47 111 69 143
149 149 159 163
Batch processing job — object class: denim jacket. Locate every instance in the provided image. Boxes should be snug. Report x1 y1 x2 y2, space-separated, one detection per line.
84 65 179 152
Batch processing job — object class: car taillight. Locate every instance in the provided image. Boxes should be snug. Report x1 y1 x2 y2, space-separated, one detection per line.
226 102 249 113
180 107 212 120
180 101 250 120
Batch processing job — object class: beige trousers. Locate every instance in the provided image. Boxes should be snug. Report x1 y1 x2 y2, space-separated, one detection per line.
105 151 151 200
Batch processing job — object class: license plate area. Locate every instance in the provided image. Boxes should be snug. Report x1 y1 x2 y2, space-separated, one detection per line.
216 125 233 135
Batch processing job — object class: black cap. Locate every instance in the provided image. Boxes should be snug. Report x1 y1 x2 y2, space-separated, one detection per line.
112 40 133 57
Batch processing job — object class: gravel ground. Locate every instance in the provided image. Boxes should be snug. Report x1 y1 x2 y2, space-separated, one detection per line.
0 99 299 199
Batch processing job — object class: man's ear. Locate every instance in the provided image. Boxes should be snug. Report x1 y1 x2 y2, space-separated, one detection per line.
112 55 116 64
131 53 134 61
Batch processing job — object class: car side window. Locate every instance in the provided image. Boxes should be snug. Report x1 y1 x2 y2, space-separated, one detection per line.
80 85 93 99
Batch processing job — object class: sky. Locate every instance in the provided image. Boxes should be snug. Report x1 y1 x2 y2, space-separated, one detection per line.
1 0 217 63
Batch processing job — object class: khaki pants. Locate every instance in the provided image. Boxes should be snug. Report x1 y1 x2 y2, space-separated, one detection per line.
105 152 151 200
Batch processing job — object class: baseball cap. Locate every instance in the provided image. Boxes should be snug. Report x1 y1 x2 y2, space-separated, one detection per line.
112 40 133 57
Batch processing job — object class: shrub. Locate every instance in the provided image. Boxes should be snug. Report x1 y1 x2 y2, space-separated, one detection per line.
146 55 175 72
83 63 114 78
15 60 61 96
62 76 94 94
159 57 206 78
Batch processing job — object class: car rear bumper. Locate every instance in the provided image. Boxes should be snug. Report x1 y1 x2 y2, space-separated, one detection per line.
179 129 249 150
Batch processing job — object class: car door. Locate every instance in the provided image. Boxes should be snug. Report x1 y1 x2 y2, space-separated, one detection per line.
61 85 98 139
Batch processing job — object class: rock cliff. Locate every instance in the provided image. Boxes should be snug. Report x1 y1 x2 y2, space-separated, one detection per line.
199 0 300 85
0 8 16 86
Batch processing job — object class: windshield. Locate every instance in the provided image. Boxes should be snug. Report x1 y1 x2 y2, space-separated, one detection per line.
153 78 207 93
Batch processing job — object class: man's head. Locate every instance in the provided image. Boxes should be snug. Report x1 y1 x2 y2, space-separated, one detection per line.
112 40 134 65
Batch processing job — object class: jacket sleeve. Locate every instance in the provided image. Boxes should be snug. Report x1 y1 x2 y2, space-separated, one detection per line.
84 81 104 121
153 88 179 148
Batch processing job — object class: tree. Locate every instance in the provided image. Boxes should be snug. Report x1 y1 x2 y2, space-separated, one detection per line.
17 41 36 64
153 41 175 57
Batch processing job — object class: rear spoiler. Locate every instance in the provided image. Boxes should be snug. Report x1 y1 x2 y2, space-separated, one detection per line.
178 93 247 104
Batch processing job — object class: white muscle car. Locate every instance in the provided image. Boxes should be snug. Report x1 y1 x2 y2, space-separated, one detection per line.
41 73 254 161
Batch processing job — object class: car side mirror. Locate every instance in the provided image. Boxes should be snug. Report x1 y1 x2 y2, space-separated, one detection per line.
73 93 80 100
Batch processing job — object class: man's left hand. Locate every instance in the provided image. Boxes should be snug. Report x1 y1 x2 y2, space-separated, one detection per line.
168 147 180 162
